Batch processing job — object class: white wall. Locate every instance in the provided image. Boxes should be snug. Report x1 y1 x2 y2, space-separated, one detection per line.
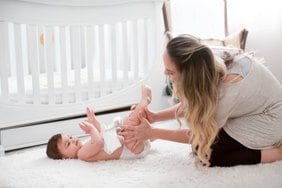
170 0 282 82
227 0 282 82
170 0 225 39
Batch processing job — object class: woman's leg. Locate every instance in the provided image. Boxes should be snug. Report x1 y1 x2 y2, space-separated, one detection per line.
210 149 261 167
123 85 152 154
209 129 261 167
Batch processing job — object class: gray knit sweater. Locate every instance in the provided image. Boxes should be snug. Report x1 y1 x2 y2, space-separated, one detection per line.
214 55 282 149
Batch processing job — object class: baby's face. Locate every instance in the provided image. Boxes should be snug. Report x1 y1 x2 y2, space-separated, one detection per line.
57 134 83 159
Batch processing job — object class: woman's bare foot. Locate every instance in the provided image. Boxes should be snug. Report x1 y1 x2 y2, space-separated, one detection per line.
279 145 282 158
261 145 282 163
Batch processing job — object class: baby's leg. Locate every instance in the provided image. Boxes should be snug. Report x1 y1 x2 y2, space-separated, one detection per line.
123 85 152 125
123 85 152 154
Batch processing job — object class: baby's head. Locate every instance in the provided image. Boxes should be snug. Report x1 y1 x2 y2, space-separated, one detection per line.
46 133 82 159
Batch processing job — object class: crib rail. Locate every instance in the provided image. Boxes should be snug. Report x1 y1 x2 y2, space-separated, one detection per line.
0 19 153 104
0 0 165 128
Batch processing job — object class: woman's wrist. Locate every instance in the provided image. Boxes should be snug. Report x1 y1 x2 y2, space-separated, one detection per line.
155 111 174 122
147 126 156 140
153 111 166 122
147 127 190 143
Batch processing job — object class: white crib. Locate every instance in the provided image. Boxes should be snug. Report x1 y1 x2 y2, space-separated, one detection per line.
0 0 165 153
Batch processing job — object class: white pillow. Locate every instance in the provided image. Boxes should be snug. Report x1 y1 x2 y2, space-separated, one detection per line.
209 46 243 59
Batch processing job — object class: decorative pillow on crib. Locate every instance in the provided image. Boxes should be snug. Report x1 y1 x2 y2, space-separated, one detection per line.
202 28 248 50
202 28 248 64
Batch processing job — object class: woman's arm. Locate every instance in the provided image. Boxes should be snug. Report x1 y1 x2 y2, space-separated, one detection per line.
152 103 183 122
120 117 191 150
149 127 191 143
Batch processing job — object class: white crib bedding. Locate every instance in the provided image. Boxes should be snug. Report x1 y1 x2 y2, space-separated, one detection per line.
5 68 136 104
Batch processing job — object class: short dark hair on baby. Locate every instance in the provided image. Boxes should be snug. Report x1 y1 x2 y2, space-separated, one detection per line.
46 133 63 160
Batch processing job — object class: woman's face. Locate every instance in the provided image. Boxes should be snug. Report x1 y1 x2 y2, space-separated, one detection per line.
163 50 181 85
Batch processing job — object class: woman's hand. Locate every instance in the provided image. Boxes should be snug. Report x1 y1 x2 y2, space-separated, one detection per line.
143 107 156 123
119 115 153 146
130 105 156 124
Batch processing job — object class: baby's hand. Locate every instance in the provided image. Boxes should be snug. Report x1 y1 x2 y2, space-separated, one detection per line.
79 121 95 134
86 107 102 132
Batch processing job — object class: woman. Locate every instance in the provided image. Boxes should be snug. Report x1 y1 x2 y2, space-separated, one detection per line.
120 34 282 167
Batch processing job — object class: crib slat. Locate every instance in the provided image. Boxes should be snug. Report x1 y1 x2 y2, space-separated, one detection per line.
0 22 9 99
21 25 29 82
54 27 61 77
38 26 46 75
148 19 154 72
70 26 82 102
38 25 53 103
132 20 139 80
45 26 55 104
27 25 40 104
14 24 25 102
144 18 150 73
122 21 129 83
98 25 106 96
110 24 117 82
85 26 95 99
8 23 17 79
93 26 99 84
98 25 105 82
59 26 68 104
115 23 122 83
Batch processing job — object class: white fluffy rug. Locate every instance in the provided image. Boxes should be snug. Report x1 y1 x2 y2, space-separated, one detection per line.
1 121 282 188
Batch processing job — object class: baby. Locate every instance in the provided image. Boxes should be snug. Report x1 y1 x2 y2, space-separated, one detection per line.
46 85 152 162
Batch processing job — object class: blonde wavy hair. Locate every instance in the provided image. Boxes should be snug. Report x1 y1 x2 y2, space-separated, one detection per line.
166 35 226 166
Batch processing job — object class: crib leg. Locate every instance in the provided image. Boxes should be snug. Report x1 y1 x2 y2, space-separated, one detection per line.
0 145 5 156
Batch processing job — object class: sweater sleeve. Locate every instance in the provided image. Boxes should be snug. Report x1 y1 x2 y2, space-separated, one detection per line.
214 85 240 128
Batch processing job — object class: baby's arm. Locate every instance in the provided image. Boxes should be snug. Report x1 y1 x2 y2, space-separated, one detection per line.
77 121 104 161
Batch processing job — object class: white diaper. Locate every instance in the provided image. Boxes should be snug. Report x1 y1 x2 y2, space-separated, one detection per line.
119 141 151 160
102 117 123 154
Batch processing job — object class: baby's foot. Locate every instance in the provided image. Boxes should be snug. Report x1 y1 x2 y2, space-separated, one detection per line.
141 85 152 105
